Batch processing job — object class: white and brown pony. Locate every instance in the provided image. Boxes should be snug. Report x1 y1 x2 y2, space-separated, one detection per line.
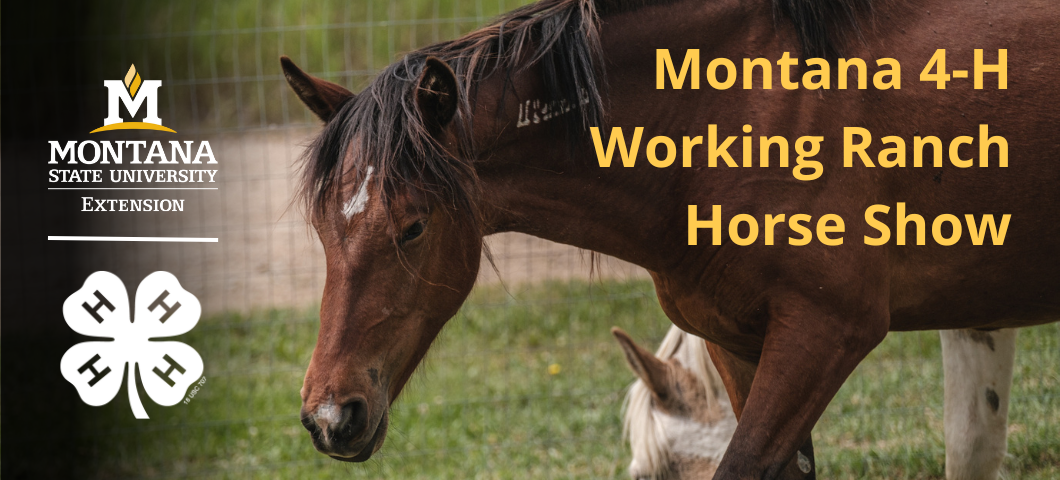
614 326 737 479
616 326 1018 480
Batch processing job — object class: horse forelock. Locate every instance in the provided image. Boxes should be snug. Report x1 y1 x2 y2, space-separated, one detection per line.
299 0 607 230
299 64 479 232
623 326 729 478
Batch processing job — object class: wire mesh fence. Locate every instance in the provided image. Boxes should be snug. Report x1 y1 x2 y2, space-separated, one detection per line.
22 0 1059 478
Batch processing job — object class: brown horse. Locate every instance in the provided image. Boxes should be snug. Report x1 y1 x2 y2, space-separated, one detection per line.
282 0 1060 477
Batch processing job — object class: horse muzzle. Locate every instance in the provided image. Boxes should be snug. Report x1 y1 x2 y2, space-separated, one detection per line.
301 396 388 461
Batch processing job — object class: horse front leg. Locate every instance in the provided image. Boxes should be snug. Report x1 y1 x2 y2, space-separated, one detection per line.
707 343 818 479
940 328 1017 480
712 299 888 480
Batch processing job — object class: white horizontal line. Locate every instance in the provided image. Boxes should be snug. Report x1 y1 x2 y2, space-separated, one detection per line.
48 188 219 190
48 236 219 243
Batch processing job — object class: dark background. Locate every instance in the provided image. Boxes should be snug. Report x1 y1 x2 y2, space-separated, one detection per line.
3 1 98 477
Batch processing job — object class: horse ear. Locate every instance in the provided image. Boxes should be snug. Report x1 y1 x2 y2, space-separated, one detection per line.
612 327 671 398
415 57 459 133
280 56 353 122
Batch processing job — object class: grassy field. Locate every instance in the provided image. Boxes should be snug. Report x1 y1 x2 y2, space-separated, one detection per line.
76 279 1059 479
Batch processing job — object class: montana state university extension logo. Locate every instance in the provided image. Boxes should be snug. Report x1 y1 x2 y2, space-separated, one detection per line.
60 272 203 419
90 64 176 134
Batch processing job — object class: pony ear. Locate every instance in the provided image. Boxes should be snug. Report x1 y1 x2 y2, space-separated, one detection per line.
415 57 459 133
280 56 354 122
612 327 671 398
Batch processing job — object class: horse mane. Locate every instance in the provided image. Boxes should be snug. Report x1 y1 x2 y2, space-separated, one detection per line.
773 0 871 58
299 0 867 225
300 0 604 227
599 0 869 58
622 325 728 479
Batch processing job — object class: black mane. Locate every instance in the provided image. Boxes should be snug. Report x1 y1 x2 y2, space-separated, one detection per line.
301 0 604 230
299 0 868 226
773 0 871 59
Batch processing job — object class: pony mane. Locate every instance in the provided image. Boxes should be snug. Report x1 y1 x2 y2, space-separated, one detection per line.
622 326 728 479
299 0 605 227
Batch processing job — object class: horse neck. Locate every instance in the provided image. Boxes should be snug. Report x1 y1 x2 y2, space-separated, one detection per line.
474 133 680 270
467 0 775 272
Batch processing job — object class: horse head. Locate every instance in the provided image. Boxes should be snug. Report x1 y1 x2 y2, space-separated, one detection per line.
282 55 483 461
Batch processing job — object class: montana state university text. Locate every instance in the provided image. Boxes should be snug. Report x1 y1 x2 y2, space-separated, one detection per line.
49 140 217 213
49 140 216 166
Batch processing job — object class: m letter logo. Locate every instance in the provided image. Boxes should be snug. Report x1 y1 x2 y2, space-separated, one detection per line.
90 65 176 134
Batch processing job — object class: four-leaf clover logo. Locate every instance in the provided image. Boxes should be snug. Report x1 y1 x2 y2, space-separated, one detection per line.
60 271 204 419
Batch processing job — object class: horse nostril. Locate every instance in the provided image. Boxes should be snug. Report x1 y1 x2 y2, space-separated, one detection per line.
340 398 369 440
300 408 319 434
303 397 371 451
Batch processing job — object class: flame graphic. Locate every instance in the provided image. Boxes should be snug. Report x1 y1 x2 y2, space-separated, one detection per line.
124 64 142 97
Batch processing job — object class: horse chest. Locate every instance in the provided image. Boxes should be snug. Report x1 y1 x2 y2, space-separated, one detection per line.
652 274 766 357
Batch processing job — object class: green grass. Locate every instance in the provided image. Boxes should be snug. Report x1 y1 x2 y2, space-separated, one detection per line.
77 279 1060 479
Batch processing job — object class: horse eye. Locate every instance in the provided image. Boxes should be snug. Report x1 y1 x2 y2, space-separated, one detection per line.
400 221 425 244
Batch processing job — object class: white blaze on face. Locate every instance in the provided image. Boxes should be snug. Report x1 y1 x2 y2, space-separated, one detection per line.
343 166 375 219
